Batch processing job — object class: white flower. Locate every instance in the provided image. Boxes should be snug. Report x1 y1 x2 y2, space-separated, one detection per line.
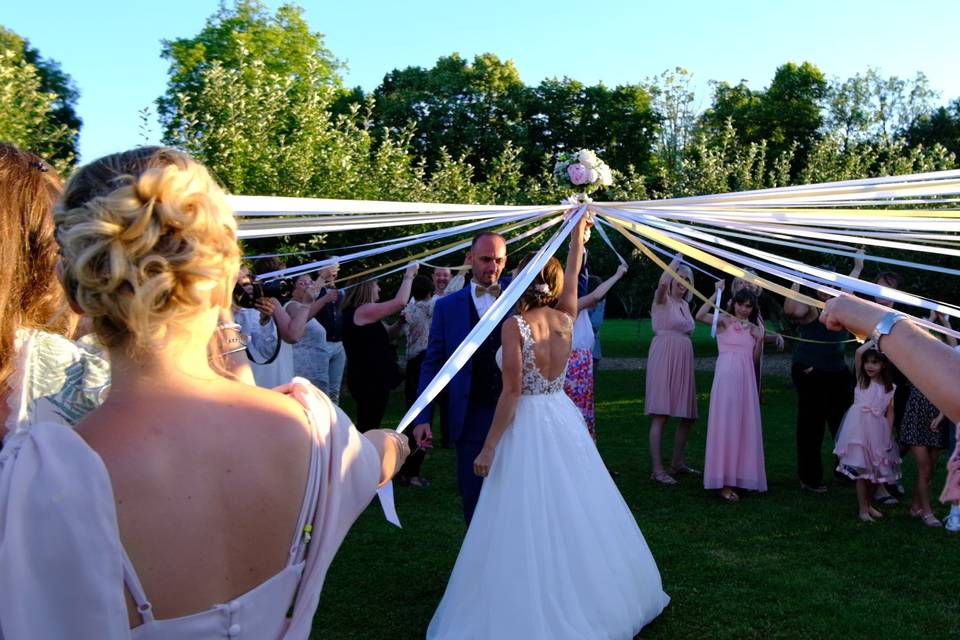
578 149 598 167
598 164 613 186
585 167 598 184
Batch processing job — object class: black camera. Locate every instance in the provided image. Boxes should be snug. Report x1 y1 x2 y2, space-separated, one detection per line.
232 278 292 308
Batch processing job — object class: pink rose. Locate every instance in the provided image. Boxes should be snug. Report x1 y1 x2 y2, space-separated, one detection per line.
567 163 589 185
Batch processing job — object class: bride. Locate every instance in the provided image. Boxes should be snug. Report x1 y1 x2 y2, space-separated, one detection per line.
427 215 669 639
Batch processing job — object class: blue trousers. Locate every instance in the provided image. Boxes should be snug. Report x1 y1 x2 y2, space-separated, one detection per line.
455 402 496 524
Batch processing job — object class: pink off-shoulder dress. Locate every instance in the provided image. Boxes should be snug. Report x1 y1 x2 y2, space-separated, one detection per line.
644 296 697 419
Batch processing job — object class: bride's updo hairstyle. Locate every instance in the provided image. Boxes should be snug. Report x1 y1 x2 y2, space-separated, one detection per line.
516 253 563 313
55 147 240 354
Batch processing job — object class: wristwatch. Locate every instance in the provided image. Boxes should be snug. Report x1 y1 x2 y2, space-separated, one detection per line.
869 311 907 354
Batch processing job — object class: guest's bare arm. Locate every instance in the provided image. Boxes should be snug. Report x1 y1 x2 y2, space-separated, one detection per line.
695 281 723 325
355 263 418 325
821 295 960 422
654 254 682 306
577 263 628 311
362 429 411 487
783 282 818 324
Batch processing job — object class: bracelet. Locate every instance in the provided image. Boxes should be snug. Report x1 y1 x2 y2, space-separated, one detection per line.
222 346 247 356
222 336 247 347
218 321 242 332
869 311 907 354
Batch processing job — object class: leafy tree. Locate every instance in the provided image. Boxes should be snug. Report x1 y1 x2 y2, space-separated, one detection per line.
905 98 960 161
372 53 528 179
0 27 80 166
158 0 342 143
523 78 659 181
646 67 697 181
826 69 936 148
699 62 826 175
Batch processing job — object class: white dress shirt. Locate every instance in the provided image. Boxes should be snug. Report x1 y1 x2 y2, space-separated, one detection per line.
470 280 498 318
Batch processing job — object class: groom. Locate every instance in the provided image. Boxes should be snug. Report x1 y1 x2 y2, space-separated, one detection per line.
412 232 508 524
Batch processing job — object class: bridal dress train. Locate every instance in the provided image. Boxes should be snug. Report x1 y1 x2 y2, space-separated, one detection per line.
427 315 669 640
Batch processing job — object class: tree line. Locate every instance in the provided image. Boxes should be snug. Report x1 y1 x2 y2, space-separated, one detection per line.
2 0 957 316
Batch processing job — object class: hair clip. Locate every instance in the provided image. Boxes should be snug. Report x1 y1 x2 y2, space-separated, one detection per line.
30 160 49 173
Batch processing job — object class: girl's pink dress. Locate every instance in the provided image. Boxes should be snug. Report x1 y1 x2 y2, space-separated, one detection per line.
644 296 697 419
704 322 767 491
833 381 901 483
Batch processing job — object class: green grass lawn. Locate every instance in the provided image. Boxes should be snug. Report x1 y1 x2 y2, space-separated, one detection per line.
598 318 790 359
318 341 957 639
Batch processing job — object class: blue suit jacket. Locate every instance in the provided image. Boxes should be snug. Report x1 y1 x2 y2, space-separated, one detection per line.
413 284 505 442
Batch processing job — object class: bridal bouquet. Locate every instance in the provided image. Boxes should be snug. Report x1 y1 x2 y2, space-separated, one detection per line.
553 149 613 195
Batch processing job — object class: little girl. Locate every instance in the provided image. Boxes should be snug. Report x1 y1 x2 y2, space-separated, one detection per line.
833 341 901 522
696 283 767 502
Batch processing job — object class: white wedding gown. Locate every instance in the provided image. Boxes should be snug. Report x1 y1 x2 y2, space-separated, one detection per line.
427 315 669 639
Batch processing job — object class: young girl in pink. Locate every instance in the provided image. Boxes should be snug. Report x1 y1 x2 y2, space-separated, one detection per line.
833 341 901 522
696 283 767 502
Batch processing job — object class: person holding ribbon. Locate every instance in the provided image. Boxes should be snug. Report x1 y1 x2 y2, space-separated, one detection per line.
645 253 699 485
342 263 418 432
412 232 509 524
696 282 767 502
426 214 669 640
784 258 862 493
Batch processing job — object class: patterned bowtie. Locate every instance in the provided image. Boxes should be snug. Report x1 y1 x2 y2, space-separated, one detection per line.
475 283 501 298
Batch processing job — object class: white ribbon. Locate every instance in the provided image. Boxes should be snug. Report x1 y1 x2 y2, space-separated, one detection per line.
375 206 588 527
711 283 723 338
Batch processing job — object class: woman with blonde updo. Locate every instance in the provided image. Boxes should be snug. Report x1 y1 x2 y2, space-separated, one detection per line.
0 142 108 442
0 147 408 639
428 215 669 639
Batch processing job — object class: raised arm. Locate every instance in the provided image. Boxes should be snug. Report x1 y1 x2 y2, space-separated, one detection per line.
578 263 628 312
555 216 588 317
472 318 523 477
821 294 960 422
931 311 957 348
355 263 418 326
284 289 338 343
783 282 818 324
696 280 724 325
655 253 682 306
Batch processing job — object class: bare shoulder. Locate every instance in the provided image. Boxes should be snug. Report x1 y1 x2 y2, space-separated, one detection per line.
79 379 312 465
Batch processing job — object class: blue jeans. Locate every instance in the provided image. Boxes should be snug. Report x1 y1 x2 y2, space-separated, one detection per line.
324 341 346 404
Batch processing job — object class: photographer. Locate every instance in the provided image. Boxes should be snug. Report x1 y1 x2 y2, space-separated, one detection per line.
234 261 303 388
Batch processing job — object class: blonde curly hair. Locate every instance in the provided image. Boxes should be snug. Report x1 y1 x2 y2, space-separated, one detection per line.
55 147 240 354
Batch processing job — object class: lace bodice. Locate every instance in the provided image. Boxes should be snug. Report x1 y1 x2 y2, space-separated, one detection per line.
516 315 566 395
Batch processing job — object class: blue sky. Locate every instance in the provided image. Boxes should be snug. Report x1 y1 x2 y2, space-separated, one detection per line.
3 0 959 163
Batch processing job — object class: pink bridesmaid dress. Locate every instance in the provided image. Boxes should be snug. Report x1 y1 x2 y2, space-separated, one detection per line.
645 296 697 419
704 322 767 491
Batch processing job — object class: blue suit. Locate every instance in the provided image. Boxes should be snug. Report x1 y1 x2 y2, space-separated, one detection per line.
414 285 505 523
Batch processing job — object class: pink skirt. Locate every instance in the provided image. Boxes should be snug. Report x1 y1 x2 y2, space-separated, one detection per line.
704 352 766 491
645 333 697 420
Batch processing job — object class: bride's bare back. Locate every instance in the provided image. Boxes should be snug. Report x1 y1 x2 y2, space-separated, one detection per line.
513 306 574 381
